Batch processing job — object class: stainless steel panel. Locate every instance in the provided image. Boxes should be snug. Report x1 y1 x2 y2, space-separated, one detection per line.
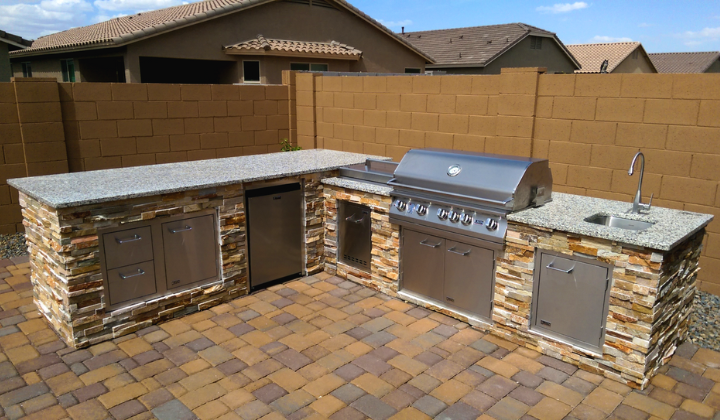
443 240 495 320
390 148 553 211
400 229 445 302
247 183 303 289
338 201 372 272
339 159 397 184
162 214 218 289
532 252 611 351
107 260 157 305
103 225 153 270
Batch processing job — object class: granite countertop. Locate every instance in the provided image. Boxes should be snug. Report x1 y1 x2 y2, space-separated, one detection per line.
508 192 714 251
8 150 389 208
321 177 393 197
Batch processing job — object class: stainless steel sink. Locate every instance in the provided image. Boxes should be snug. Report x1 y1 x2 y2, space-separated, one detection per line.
584 214 654 231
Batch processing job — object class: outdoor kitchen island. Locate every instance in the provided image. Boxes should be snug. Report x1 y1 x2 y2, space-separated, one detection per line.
323 171 713 389
8 149 387 349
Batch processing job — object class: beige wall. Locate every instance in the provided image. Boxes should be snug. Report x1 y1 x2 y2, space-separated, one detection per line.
299 70 720 295
614 49 657 73
124 0 426 83
706 59 720 73
427 36 577 75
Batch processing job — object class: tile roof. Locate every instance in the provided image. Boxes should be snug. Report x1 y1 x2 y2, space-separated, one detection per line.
0 29 32 48
397 22 579 69
566 41 651 73
9 0 433 62
649 51 720 73
224 34 362 59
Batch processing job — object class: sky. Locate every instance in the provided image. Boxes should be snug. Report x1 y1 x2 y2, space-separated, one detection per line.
0 0 719 53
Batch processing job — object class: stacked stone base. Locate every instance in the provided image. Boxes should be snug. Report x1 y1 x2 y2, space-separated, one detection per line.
22 172 331 348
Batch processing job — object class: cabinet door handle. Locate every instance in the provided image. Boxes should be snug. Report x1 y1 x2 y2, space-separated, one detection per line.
345 213 367 224
116 234 142 244
448 246 471 256
419 239 442 248
547 263 574 274
169 225 193 234
119 269 145 279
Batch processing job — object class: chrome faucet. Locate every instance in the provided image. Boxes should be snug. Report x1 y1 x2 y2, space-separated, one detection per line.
628 152 653 214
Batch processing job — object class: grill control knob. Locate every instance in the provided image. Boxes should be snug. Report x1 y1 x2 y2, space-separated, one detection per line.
416 205 428 216
437 208 448 220
485 218 499 231
395 200 407 212
461 213 473 225
448 211 460 223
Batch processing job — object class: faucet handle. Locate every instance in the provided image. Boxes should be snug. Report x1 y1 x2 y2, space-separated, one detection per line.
640 193 653 211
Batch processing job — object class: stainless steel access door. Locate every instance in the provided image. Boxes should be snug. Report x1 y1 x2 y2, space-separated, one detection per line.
246 183 303 289
162 214 219 290
444 240 495 320
338 201 372 272
532 251 611 352
400 229 445 302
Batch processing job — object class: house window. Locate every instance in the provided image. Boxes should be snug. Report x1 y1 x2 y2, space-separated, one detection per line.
21 62 32 77
61 59 76 82
405 68 422 73
530 36 543 50
243 61 260 83
290 63 328 71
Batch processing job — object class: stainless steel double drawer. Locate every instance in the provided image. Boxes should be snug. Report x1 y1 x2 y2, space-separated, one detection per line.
99 210 220 309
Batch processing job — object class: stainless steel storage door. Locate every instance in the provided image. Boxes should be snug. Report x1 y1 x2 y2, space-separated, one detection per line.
532 252 610 351
162 214 218 289
444 241 494 319
107 261 156 305
338 201 372 272
401 229 445 302
103 226 153 270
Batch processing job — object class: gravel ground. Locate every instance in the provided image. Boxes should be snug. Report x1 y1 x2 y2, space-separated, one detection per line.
0 233 29 260
689 290 720 352
0 232 718 351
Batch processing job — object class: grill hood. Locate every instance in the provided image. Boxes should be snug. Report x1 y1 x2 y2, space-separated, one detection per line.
388 149 553 212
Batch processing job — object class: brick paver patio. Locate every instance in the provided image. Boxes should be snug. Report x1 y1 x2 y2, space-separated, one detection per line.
1 257 719 420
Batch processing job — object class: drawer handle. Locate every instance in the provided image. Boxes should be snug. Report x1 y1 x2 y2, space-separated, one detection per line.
448 246 471 256
169 225 193 234
345 212 367 224
116 234 142 244
119 269 145 279
419 239 442 248
547 263 574 274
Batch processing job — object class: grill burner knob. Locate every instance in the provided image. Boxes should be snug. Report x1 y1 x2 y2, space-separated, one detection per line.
461 213 473 225
437 208 448 220
416 205 428 216
485 218 499 231
395 200 407 212
448 211 460 223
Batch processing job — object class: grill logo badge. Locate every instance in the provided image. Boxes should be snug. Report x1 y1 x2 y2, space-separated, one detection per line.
447 164 462 177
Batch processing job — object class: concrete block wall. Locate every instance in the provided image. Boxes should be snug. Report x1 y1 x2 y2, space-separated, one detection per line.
308 70 720 295
60 82 291 171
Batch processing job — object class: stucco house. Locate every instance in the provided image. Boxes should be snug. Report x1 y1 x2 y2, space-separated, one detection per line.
649 51 720 73
9 0 434 84
567 41 657 73
397 23 580 74
0 30 32 82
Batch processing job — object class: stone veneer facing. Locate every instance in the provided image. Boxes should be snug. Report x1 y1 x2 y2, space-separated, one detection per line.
21 172 330 348
322 185 399 296
322 186 703 389
493 223 703 389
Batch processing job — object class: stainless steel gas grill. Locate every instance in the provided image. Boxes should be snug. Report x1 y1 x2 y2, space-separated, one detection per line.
389 149 553 324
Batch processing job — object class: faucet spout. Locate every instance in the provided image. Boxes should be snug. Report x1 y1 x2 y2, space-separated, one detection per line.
628 152 652 213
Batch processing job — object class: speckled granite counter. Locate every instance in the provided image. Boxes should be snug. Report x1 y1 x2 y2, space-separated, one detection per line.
509 193 713 251
321 177 393 197
8 149 388 208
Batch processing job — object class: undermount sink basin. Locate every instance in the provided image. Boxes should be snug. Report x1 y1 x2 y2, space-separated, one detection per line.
584 214 655 231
